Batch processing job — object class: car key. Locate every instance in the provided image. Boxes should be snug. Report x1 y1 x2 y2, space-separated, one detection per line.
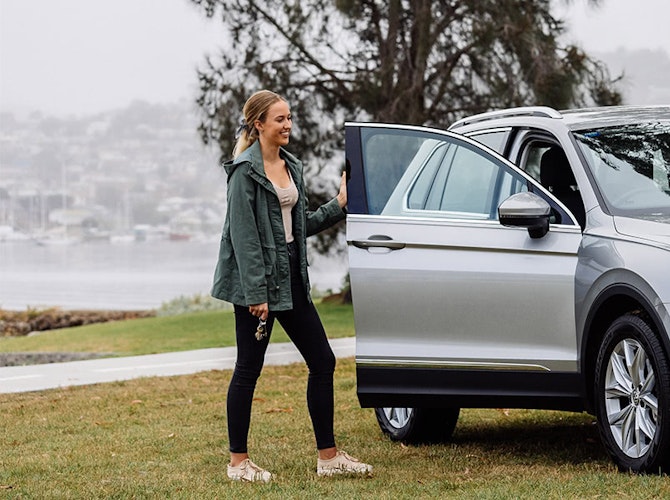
255 318 267 341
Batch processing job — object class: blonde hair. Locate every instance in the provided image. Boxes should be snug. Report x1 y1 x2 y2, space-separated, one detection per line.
232 90 286 158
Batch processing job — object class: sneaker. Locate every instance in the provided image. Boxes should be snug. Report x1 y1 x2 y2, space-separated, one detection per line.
227 458 273 483
317 451 372 477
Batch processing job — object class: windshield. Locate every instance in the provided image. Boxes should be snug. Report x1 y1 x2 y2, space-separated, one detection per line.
574 121 670 220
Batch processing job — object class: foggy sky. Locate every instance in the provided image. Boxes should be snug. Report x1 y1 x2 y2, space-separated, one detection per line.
1 0 669 118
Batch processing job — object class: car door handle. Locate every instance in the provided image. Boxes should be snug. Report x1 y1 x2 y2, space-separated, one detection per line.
352 235 406 250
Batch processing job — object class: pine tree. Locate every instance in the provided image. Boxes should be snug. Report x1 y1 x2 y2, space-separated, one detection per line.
192 0 621 253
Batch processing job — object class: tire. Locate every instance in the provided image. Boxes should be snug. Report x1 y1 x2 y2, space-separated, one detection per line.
594 313 670 473
374 407 460 444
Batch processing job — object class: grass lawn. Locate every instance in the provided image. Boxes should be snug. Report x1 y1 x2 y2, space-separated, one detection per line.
2 358 669 498
2 301 669 496
0 301 354 357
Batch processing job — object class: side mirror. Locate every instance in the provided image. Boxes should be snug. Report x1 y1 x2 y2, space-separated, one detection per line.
498 192 551 239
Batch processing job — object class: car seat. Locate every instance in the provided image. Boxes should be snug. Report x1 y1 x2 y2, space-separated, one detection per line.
540 146 586 228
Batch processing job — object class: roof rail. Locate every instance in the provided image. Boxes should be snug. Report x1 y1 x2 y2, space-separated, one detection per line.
449 106 561 129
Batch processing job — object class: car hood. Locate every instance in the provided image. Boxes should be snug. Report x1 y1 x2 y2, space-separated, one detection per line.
614 216 670 249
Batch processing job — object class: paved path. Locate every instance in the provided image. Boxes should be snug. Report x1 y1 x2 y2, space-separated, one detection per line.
0 337 355 394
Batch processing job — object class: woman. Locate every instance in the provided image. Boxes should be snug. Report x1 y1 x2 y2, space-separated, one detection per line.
212 90 372 482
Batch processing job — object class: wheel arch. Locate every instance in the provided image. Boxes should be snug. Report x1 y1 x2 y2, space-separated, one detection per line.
581 284 670 413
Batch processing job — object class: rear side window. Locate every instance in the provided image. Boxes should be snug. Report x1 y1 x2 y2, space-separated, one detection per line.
406 142 528 219
467 130 510 154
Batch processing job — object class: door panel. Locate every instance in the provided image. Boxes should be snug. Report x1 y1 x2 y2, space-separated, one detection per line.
346 124 582 373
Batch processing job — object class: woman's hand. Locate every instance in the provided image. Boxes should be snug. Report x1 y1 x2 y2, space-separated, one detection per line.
249 303 269 321
337 172 347 209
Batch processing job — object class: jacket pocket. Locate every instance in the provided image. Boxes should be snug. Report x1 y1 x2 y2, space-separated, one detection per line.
262 245 279 302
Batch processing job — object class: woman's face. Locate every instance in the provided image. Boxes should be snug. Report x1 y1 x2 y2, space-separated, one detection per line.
256 100 292 148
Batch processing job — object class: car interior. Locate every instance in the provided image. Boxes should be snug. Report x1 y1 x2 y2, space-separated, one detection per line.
517 141 586 229
539 146 586 229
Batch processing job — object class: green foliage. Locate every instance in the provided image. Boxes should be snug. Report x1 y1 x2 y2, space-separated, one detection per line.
156 293 232 317
191 0 622 153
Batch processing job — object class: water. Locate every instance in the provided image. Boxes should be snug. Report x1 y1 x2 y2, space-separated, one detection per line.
0 240 347 311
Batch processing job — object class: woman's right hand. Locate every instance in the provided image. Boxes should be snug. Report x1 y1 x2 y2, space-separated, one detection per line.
249 303 269 321
337 172 347 208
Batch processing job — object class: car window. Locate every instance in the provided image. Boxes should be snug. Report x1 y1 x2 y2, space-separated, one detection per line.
377 134 529 220
575 122 670 217
467 130 509 155
424 144 499 214
407 143 448 209
514 138 583 227
361 130 427 215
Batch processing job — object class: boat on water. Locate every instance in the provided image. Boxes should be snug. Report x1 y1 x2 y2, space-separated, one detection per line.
33 234 82 246
0 226 30 242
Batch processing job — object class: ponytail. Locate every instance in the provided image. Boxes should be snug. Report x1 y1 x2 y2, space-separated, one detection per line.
232 126 257 159
232 90 285 158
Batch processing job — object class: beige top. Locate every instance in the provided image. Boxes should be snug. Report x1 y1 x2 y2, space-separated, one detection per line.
272 172 299 243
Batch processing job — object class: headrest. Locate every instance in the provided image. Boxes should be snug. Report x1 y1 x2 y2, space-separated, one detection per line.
540 146 576 191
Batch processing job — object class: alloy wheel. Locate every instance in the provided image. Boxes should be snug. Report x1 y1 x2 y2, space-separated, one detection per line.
604 338 658 458
383 407 413 429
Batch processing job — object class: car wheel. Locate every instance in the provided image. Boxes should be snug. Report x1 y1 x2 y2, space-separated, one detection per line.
374 407 460 444
594 313 670 473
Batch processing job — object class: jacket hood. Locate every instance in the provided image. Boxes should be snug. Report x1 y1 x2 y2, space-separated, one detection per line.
222 141 262 177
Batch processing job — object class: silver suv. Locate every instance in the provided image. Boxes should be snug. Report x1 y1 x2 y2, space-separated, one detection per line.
344 106 670 473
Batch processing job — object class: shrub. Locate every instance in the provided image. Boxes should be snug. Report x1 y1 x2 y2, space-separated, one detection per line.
156 293 232 317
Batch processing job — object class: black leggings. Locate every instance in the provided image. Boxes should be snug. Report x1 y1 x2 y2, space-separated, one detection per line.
227 244 336 453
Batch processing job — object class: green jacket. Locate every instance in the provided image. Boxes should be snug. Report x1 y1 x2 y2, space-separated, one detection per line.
211 141 345 310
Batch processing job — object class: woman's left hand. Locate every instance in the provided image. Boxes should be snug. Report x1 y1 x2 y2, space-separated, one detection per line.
337 172 347 209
